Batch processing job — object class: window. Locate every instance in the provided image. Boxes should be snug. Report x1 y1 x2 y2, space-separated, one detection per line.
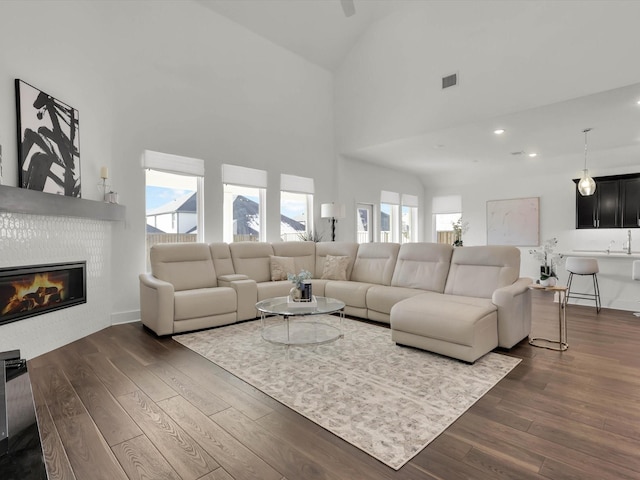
280 174 314 241
401 194 419 243
222 164 267 243
142 150 204 270
434 213 461 244
356 203 373 243
380 190 400 243
432 195 462 245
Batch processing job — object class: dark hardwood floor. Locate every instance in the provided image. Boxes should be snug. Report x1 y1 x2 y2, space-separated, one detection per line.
28 295 640 479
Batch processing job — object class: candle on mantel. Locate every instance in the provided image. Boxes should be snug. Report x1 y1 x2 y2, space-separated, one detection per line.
100 166 109 180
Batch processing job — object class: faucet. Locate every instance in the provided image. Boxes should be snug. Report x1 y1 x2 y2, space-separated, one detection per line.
627 230 632 254
607 240 615 254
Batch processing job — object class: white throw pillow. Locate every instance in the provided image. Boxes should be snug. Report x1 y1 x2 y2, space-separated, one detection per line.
321 255 350 280
270 256 295 281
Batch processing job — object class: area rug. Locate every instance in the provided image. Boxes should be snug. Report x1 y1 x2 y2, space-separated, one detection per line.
173 316 520 470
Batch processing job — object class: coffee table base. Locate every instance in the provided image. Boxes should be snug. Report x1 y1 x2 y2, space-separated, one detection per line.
261 316 343 346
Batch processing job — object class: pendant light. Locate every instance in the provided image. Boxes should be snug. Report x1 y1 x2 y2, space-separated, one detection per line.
578 128 596 196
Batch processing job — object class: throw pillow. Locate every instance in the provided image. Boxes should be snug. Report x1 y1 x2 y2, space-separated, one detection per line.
321 255 350 280
270 256 295 281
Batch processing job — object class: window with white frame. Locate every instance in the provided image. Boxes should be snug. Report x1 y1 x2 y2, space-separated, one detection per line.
432 195 462 245
356 203 374 244
380 190 400 243
142 150 204 270
222 164 267 243
401 194 419 243
280 174 314 241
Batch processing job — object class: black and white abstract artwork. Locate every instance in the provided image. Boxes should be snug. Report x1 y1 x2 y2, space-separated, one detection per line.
15 79 81 197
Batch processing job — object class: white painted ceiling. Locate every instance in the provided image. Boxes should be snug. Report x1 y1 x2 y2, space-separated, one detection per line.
196 0 640 184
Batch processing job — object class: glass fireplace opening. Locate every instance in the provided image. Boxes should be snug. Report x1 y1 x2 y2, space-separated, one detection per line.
0 262 86 326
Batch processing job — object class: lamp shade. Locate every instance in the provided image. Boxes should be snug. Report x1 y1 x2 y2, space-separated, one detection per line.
321 202 345 219
578 169 596 196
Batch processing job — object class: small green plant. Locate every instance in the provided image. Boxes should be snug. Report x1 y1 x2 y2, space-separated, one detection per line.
287 270 312 289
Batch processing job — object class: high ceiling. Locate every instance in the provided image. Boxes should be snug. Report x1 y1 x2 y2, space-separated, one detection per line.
196 0 640 185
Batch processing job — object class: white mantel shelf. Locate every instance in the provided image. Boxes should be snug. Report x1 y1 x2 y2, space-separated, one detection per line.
0 184 125 221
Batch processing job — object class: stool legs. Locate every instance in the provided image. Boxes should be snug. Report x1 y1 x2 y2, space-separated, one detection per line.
566 271 601 313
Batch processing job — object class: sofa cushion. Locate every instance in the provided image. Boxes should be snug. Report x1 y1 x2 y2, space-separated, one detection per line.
270 255 296 281
229 242 274 283
257 280 294 301
315 242 358 279
321 255 350 280
391 293 497 347
351 243 400 285
444 246 520 298
210 243 236 277
325 281 373 309
272 241 316 277
151 243 217 291
392 243 453 293
366 285 425 316
174 287 236 321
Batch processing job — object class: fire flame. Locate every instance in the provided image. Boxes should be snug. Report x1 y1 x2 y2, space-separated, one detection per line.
1 273 67 316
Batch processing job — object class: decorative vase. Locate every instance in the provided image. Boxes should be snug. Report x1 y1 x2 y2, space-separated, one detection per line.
289 286 302 301
540 277 556 287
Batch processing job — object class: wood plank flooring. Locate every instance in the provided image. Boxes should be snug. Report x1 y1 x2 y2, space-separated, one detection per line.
27 296 640 479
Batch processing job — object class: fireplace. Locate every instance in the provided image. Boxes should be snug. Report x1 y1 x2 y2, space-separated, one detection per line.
0 262 86 326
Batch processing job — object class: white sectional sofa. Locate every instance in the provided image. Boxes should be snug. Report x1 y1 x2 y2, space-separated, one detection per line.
139 241 532 362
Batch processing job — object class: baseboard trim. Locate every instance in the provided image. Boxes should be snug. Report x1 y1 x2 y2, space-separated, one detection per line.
111 310 140 325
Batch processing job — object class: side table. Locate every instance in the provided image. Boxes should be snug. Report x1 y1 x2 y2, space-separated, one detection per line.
528 284 568 351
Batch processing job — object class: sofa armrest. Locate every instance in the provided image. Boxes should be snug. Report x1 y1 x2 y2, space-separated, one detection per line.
218 274 249 286
139 273 175 336
492 277 533 348
226 279 258 321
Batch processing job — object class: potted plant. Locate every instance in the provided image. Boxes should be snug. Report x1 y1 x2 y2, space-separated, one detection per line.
452 218 469 247
287 270 312 301
529 238 561 286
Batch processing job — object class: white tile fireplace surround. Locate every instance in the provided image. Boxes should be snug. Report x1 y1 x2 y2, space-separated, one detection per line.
0 212 112 359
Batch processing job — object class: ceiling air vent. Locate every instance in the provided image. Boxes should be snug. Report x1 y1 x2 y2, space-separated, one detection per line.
442 73 458 89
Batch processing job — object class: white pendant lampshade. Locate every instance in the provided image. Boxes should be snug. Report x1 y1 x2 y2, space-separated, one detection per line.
578 128 596 196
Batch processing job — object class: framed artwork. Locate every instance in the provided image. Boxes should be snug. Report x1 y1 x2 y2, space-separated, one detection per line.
15 79 81 197
487 197 539 246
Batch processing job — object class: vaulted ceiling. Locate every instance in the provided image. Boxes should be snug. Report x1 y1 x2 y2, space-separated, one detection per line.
196 0 640 185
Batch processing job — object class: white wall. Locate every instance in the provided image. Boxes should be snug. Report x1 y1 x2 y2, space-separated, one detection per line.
0 1 337 339
425 163 640 311
336 156 424 242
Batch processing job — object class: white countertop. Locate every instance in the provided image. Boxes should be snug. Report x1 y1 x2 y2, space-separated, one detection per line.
561 250 640 259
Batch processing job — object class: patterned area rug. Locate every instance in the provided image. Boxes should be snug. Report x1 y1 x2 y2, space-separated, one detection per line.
173 316 521 470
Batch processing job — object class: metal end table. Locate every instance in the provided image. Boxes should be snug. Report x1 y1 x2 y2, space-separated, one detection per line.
528 284 568 351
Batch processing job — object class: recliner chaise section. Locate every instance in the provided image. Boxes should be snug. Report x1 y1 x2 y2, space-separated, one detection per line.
140 240 532 362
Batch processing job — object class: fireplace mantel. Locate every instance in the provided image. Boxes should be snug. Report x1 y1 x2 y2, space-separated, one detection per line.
0 185 125 221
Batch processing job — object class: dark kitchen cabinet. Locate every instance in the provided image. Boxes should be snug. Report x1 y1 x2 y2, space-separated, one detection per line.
622 176 640 228
575 173 639 229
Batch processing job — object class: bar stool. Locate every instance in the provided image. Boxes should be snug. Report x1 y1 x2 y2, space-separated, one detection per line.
633 260 640 317
565 257 601 313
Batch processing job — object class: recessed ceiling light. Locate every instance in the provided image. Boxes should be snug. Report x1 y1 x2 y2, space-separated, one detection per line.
494 129 505 135
528 153 538 157
637 100 640 105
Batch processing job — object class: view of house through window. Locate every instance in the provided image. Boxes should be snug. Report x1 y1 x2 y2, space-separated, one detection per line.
356 203 373 243
402 205 417 243
223 184 264 242
145 169 200 269
280 191 311 241
434 213 462 244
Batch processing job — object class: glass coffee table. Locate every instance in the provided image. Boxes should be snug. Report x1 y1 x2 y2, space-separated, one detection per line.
256 296 345 346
